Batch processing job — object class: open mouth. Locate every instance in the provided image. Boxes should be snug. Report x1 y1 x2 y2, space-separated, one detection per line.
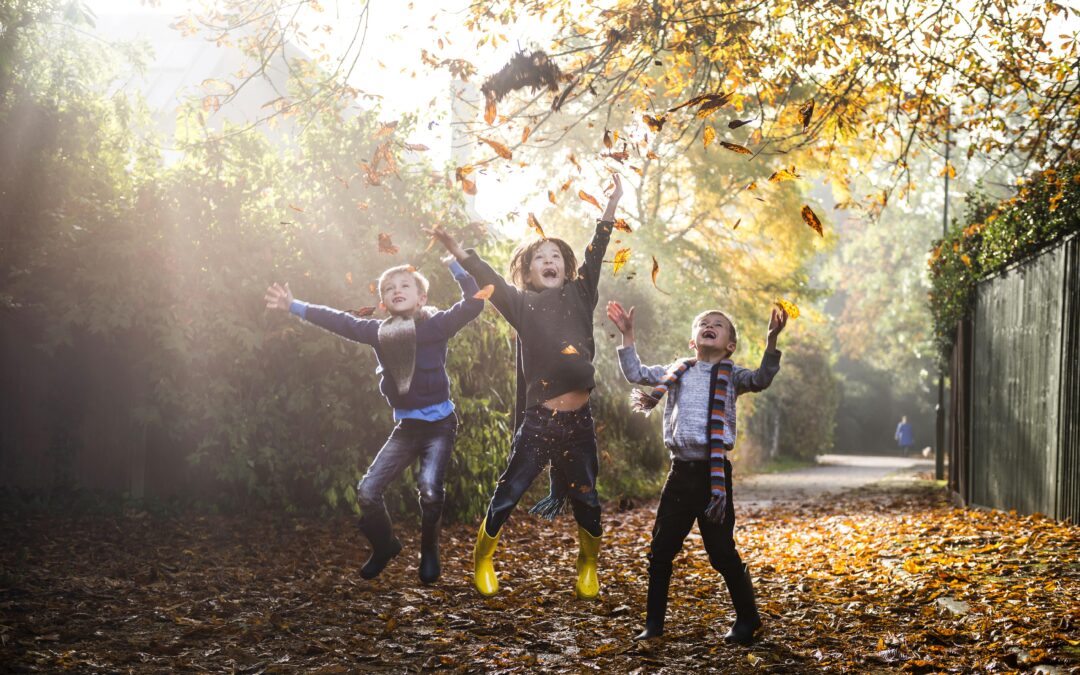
701 329 717 340
542 269 559 280
392 296 406 304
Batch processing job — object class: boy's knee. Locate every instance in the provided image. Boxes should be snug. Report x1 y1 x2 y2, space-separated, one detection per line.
570 487 600 510
356 479 383 508
417 483 444 507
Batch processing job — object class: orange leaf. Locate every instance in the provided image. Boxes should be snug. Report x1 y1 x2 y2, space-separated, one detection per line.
568 153 582 173
548 190 557 204
484 96 497 125
720 141 753 155
404 143 429 151
474 284 495 300
480 137 513 160
578 190 601 210
612 247 630 275
703 125 716 148
461 177 477 195
527 212 545 238
288 204 305 212
348 306 377 317
560 179 573 192
801 205 824 236
521 126 531 143
378 233 399 254
561 344 579 355
646 150 660 160
614 218 632 233
373 121 398 139
768 166 800 182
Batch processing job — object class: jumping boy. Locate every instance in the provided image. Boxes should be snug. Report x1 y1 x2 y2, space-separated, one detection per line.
264 258 483 584
608 300 787 644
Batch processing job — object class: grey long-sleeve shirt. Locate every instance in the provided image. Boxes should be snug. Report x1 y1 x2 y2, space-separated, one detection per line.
618 345 782 462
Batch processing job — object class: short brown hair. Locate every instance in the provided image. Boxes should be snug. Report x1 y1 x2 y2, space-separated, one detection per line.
377 265 429 298
508 237 578 290
690 310 738 344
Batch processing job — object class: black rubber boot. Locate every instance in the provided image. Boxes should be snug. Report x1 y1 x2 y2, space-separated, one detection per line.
358 509 402 580
633 572 671 640
418 506 442 584
723 564 762 645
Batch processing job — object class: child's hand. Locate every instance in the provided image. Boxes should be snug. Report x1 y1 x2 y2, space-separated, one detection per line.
601 174 623 221
606 301 635 336
609 173 623 202
424 225 467 260
264 282 294 312
768 306 788 336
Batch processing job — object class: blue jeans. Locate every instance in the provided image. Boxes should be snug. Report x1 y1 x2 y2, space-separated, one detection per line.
484 403 601 536
357 413 457 531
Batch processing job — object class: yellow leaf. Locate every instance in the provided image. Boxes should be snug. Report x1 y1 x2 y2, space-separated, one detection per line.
938 163 956 179
612 248 631 275
561 344 579 355
703 125 716 148
768 166 800 182
473 284 495 300
774 297 800 319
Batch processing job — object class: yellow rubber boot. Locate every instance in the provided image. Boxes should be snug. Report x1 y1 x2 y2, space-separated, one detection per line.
473 518 501 597
575 525 602 600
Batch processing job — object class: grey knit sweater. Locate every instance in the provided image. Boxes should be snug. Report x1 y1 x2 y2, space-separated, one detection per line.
618 345 782 462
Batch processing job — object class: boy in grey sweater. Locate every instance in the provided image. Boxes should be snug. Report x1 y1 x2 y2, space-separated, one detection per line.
608 301 786 644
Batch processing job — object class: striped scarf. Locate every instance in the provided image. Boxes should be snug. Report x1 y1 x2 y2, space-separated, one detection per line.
631 358 735 524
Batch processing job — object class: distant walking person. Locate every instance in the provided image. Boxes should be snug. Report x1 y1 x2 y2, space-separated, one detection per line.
895 416 914 457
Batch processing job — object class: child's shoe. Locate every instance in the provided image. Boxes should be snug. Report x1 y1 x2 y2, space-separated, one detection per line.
575 525 601 600
358 512 402 579
473 517 501 596
723 564 762 645
418 507 442 584
633 571 671 640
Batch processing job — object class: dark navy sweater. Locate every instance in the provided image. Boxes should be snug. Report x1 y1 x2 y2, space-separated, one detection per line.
291 263 483 411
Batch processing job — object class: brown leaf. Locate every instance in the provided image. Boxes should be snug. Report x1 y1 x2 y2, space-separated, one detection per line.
473 284 495 300
728 118 754 129
801 205 824 236
527 212 545 238
404 143 429 151
479 137 513 160
720 141 753 155
347 306 377 317
613 218 632 233
560 179 573 192
646 151 660 160
373 121 398 139
484 96 497 125
733 218 742 230
603 129 613 149
578 190 601 210
650 255 670 294
460 177 477 195
568 153 581 173
548 190 557 204
378 233 399 254
642 114 666 132
521 126 531 143
799 98 815 131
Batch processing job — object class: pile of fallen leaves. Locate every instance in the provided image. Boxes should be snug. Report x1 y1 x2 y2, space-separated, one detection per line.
2 481 1077 673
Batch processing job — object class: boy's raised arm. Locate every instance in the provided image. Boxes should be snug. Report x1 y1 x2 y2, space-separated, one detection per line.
429 256 485 337
734 306 787 394
608 300 668 386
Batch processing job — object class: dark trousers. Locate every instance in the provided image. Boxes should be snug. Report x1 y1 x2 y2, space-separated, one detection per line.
356 414 457 528
484 403 602 536
648 459 742 582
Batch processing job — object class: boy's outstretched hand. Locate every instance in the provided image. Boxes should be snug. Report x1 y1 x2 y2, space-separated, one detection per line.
424 224 467 261
606 300 635 346
264 282 293 312
601 174 623 222
766 306 788 351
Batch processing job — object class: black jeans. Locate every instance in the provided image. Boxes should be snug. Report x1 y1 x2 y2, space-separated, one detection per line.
648 459 742 581
484 403 601 536
356 414 458 521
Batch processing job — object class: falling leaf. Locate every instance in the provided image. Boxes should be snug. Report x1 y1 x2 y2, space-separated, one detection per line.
774 297 800 319
568 153 582 173
733 218 742 230
646 150 660 160
603 129 613 149
484 97 497 125
479 137 513 160
801 205 824 236
744 182 758 191
703 125 716 148
561 344 579 355
345 272 353 285
728 118 754 129
378 233 399 254
404 143 429 151
288 204 305 212
642 114 666 132
720 141 753 155
527 213 545 238
521 126 531 143
347 306 377 317
560 179 573 192
960 253 972 267
614 219 632 233
473 284 495 300
460 177 477 195
548 190 557 204
939 163 956 179
630 165 643 176
799 98 815 131
768 166 800 182
612 248 631 275
373 121 399 139
578 190 601 210
368 281 378 296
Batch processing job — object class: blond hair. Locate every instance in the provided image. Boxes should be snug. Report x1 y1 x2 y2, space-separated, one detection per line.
377 265 429 298
690 310 738 344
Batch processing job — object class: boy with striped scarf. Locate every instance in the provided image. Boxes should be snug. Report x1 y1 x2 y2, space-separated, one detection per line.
608 301 787 644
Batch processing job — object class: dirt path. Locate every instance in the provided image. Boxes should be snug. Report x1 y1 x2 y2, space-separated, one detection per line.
738 454 937 506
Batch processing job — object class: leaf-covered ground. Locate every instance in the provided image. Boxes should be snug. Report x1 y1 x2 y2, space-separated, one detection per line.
2 481 1078 673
